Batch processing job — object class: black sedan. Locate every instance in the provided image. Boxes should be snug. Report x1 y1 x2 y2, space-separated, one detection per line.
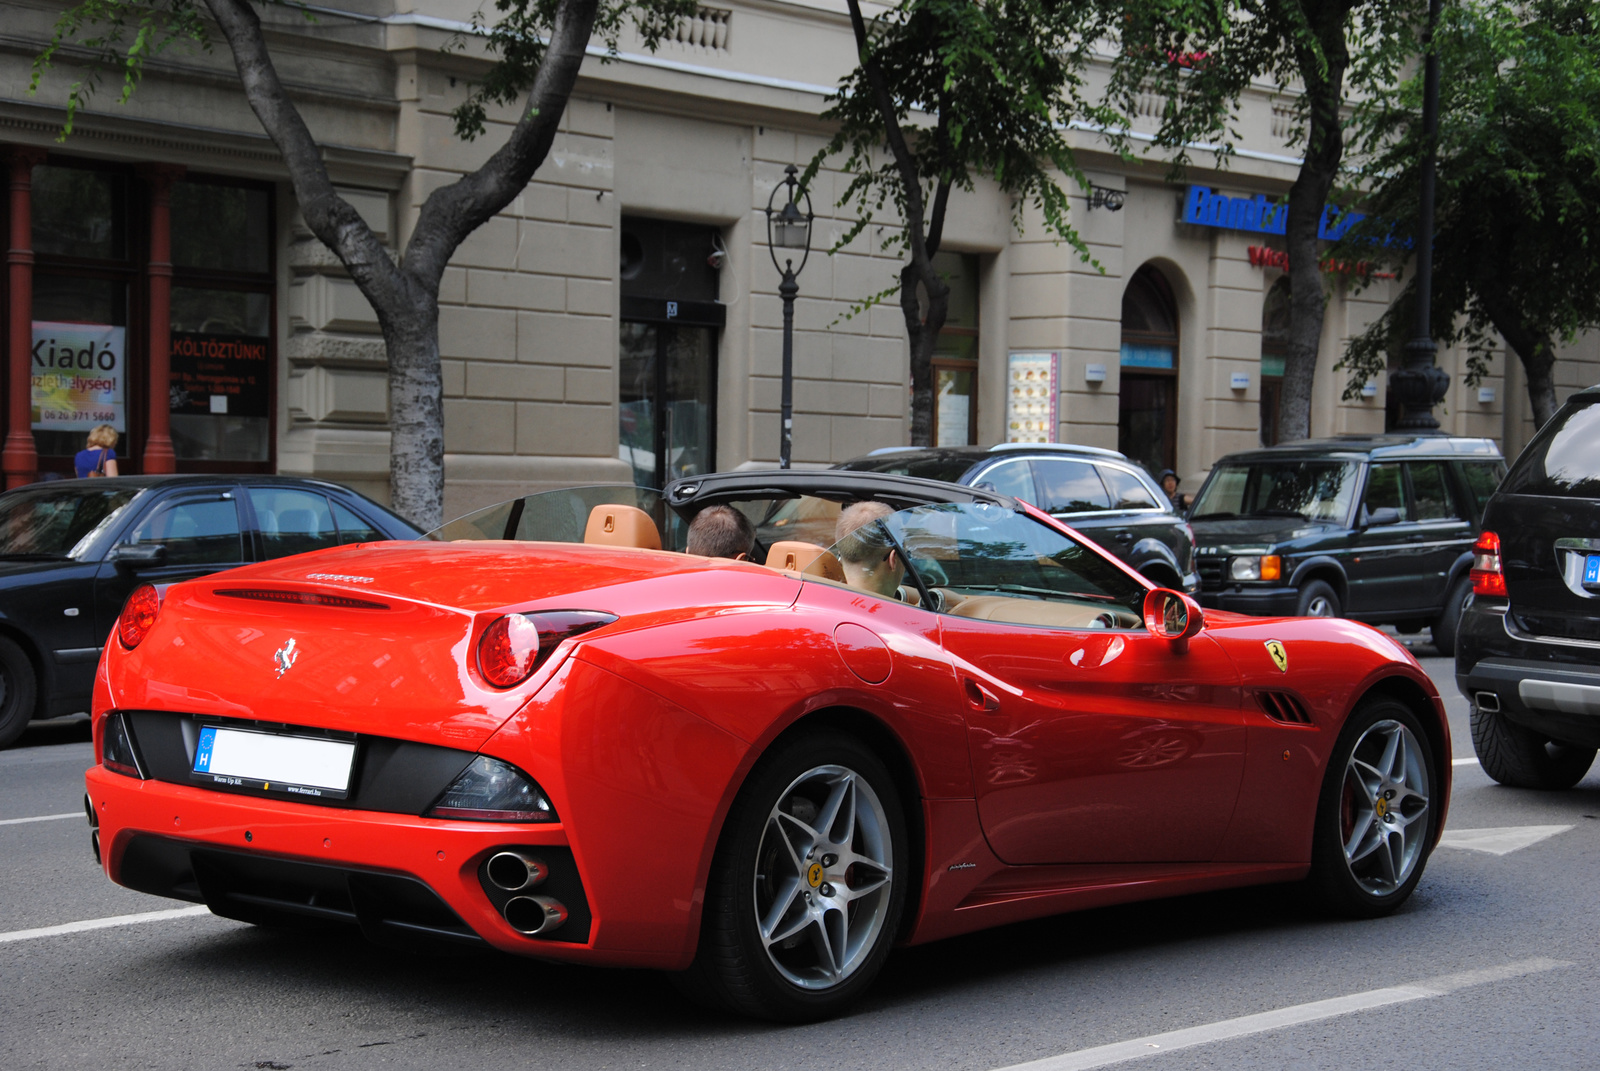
0 475 420 747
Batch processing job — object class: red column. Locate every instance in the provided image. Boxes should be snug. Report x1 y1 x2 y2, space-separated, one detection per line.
139 163 185 474
3 147 48 489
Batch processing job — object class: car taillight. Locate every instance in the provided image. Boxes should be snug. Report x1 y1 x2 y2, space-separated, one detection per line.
426 756 556 822
1471 531 1507 597
117 585 161 648
475 610 618 688
101 712 144 778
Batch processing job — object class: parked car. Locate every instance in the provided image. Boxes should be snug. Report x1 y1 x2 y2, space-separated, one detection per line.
86 471 1447 1021
837 444 1199 592
0 475 420 747
1188 435 1505 654
1457 385 1600 788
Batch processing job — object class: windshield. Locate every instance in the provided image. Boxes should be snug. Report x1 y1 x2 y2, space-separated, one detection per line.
0 485 140 559
1190 460 1360 523
811 502 1147 629
426 486 673 545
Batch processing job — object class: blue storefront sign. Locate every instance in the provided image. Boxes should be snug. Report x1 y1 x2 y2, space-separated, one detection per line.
1181 185 1365 242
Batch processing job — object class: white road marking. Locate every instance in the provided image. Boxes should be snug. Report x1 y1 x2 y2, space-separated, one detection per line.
0 906 214 946
1439 825 1574 856
1452 757 1480 766
992 958 1567 1071
0 811 81 827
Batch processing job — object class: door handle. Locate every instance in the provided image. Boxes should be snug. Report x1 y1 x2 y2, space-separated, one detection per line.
963 678 1001 712
1115 531 1132 543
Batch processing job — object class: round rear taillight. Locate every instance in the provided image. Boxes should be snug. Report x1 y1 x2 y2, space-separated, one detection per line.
118 585 161 649
478 614 541 688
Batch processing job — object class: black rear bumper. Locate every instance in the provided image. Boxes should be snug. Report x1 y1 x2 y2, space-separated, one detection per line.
1456 602 1600 749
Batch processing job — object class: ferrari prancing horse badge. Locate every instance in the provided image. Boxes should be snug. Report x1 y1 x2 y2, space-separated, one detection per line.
1264 639 1288 673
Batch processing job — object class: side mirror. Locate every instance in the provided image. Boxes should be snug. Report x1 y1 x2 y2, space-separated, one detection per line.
1361 505 1402 527
1144 587 1204 648
109 543 166 568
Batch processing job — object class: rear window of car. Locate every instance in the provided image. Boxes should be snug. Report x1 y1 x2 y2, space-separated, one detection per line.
1457 460 1507 516
1501 397 1600 498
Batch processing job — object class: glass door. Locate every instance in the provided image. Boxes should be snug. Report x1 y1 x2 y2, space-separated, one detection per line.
618 322 716 490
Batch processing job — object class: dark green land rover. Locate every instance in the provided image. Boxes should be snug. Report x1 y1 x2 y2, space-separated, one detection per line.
1188 435 1505 655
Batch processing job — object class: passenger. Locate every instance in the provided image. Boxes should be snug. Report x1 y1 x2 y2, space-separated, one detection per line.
834 501 906 598
685 504 756 560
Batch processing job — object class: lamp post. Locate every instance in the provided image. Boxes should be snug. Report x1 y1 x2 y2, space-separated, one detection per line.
1391 0 1450 430
765 164 813 468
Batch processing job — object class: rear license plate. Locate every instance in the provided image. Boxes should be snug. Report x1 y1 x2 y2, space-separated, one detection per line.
1586 555 1600 587
192 726 356 800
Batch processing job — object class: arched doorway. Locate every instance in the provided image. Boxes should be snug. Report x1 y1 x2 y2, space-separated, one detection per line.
1259 276 1291 446
1118 265 1179 476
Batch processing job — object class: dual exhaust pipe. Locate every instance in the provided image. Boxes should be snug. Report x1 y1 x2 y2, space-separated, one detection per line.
485 850 568 936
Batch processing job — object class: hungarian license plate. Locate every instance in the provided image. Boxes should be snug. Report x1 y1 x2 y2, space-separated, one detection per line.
1586 554 1600 587
192 725 356 800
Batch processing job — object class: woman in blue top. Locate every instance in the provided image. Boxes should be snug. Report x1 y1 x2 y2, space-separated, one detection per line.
74 424 120 479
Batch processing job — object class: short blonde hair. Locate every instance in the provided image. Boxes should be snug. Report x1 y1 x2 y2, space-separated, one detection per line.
86 424 118 449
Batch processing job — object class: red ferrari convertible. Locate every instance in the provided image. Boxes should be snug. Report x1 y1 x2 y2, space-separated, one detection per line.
85 471 1448 1020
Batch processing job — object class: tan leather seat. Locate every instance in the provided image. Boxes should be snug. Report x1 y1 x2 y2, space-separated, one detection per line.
766 540 846 582
583 504 662 550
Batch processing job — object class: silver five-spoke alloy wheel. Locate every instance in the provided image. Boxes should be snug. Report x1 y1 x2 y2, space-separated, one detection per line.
1338 718 1431 895
1304 593 1336 617
754 764 894 989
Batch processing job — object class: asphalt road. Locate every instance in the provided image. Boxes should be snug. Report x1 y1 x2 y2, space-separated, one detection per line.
7 645 1600 1071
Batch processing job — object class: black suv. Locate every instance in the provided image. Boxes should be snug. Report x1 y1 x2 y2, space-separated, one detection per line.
836 444 1198 591
1188 435 1505 653
1457 385 1600 788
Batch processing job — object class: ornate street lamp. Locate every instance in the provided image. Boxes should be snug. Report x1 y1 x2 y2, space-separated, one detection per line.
1391 0 1450 430
765 164 813 468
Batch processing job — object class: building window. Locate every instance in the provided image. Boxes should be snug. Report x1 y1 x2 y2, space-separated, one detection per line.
1117 265 1178 476
1260 276 1290 446
30 163 135 462
931 251 979 447
169 177 275 463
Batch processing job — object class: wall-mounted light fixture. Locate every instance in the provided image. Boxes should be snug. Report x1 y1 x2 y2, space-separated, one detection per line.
1085 363 1107 384
1087 185 1126 212
1230 373 1251 391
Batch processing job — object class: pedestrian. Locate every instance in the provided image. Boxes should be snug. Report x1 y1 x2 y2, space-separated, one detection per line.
75 424 120 479
1158 468 1183 510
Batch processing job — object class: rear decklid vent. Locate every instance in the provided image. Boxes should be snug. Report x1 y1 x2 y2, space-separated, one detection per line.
215 587 391 611
1256 690 1313 725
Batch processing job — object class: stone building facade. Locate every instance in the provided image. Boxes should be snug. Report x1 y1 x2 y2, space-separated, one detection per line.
2 0 1594 520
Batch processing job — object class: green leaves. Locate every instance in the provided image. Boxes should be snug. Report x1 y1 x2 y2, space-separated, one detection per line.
31 0 211 138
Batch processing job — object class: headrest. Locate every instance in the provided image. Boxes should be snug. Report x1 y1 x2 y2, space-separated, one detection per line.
583 504 661 550
766 540 846 582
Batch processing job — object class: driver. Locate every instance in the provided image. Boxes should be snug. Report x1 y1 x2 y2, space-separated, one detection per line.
834 502 906 598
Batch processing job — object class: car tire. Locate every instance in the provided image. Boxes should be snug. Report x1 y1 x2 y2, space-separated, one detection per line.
1295 579 1341 618
1430 577 1471 658
1471 702 1596 790
673 730 908 1022
0 635 38 749
1307 698 1438 918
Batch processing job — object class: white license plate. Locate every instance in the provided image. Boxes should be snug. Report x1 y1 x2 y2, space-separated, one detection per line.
192 726 356 800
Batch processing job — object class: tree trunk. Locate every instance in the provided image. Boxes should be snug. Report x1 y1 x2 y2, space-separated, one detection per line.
204 0 600 529
1278 53 1347 443
1478 289 1560 428
901 262 949 447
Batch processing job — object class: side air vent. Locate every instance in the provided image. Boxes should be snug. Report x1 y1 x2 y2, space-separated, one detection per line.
215 588 390 611
1257 690 1313 725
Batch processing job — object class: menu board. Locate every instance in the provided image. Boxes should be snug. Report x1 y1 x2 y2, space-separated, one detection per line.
1005 352 1058 443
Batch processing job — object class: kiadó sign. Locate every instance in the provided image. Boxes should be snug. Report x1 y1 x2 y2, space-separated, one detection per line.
1181 185 1368 242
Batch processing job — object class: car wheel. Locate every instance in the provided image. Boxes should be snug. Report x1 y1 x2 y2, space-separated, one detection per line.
1307 699 1437 918
1430 577 1471 658
0 635 38 749
1296 579 1341 618
675 731 907 1021
1471 702 1596 790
